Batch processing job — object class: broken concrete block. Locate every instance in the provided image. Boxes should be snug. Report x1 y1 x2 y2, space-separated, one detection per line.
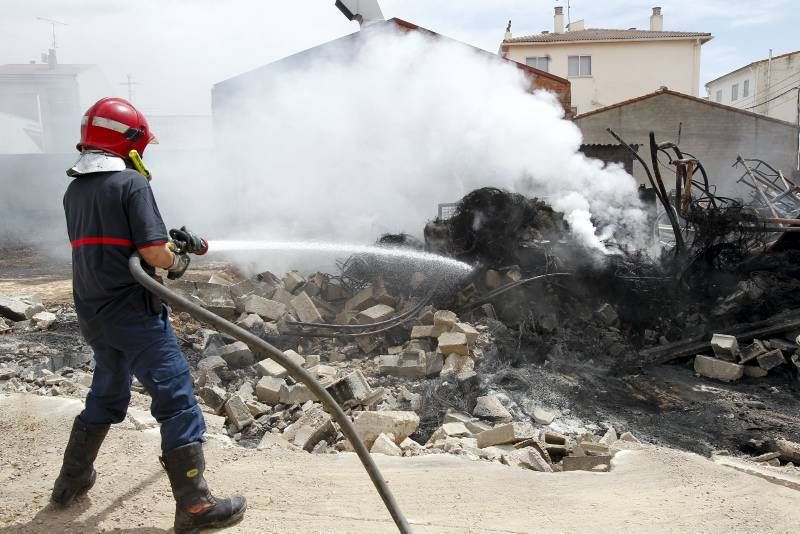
352 411 420 448
224 395 254 431
271 287 294 306
595 303 618 326
283 405 335 451
355 334 381 354
531 406 556 426
563 455 612 472
740 340 768 364
236 313 265 335
427 422 471 444
774 438 800 464
472 394 513 423
283 271 306 293
510 447 553 472
197 354 227 372
371 433 402 456
0 294 44 321
217 341 255 368
357 304 395 325
31 311 56 330
240 295 286 321
325 282 347 302
290 292 323 324
437 332 469 356
245 399 270 417
255 376 284 404
476 422 535 448
378 350 442 379
694 355 744 382
410 325 442 339
744 365 768 378
757 349 786 371
711 334 739 361
203 412 227 435
254 349 306 378
304 354 321 368
453 322 479 343
197 386 227 414
574 442 611 457
433 310 458 330
620 431 640 443
191 282 237 318
326 370 372 406
208 273 232 285
400 437 424 452
279 383 317 404
599 426 618 446
345 288 375 312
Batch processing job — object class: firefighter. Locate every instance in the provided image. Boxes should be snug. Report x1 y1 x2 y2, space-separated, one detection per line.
53 97 246 533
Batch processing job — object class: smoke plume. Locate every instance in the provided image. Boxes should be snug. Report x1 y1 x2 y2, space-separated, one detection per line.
215 26 647 253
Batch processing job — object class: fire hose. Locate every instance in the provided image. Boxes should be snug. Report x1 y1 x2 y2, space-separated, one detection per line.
128 253 413 534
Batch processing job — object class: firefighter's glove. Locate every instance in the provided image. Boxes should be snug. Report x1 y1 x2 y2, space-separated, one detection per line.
169 226 208 256
167 250 190 280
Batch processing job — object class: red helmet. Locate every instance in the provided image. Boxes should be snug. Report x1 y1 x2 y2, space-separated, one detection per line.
77 97 158 157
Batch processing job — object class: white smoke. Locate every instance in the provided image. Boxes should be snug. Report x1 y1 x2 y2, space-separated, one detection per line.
217 26 647 254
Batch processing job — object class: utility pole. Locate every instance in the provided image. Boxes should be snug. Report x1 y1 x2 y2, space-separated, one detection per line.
120 74 139 101
36 17 68 49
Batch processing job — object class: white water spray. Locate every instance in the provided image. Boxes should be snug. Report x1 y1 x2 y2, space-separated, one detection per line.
209 240 474 274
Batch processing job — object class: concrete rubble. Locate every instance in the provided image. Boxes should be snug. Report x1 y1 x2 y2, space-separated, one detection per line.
4 231 800 477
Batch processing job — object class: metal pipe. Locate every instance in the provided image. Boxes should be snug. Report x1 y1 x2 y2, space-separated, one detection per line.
128 254 413 534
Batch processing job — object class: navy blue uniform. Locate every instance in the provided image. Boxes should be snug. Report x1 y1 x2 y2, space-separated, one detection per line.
64 169 205 452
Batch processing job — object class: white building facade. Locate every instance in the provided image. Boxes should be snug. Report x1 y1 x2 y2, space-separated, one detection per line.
499 7 712 115
705 50 800 124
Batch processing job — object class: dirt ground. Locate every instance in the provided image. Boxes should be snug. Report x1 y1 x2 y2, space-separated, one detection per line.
1 393 800 534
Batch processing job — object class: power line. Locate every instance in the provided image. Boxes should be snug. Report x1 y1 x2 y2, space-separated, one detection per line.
744 86 799 110
733 70 800 106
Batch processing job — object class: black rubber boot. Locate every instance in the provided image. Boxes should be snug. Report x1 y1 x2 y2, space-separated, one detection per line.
161 442 247 534
51 416 110 506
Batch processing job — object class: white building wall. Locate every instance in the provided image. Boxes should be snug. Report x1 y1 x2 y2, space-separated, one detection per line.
504 39 703 115
706 52 800 124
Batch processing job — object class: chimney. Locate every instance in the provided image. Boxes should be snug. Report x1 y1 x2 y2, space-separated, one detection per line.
650 7 663 31
335 0 385 28
554 6 564 33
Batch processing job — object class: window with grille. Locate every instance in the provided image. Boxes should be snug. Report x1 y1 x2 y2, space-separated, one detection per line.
731 83 739 101
743 79 750 98
715 90 722 102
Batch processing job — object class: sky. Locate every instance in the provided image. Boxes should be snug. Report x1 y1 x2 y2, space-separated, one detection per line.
0 0 796 115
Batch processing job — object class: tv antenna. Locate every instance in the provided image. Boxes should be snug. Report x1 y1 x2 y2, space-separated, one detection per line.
120 74 139 101
36 17 68 49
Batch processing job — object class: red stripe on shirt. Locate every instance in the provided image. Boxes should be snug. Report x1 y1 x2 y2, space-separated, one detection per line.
71 237 134 248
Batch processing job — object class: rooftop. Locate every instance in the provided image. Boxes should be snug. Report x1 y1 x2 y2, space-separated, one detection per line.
705 49 800 86
504 28 712 45
574 87 796 128
0 64 94 76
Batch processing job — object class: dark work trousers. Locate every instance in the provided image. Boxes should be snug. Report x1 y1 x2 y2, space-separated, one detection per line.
79 305 206 452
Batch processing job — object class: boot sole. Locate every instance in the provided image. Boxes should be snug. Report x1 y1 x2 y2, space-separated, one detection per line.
174 501 247 534
51 470 96 507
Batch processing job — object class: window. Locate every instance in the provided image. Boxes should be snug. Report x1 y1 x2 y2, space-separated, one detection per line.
525 56 550 72
568 55 592 76
731 83 739 101
715 90 722 103
743 79 750 98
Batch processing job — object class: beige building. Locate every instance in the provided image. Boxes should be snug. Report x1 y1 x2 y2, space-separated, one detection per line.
499 7 712 115
705 50 800 124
